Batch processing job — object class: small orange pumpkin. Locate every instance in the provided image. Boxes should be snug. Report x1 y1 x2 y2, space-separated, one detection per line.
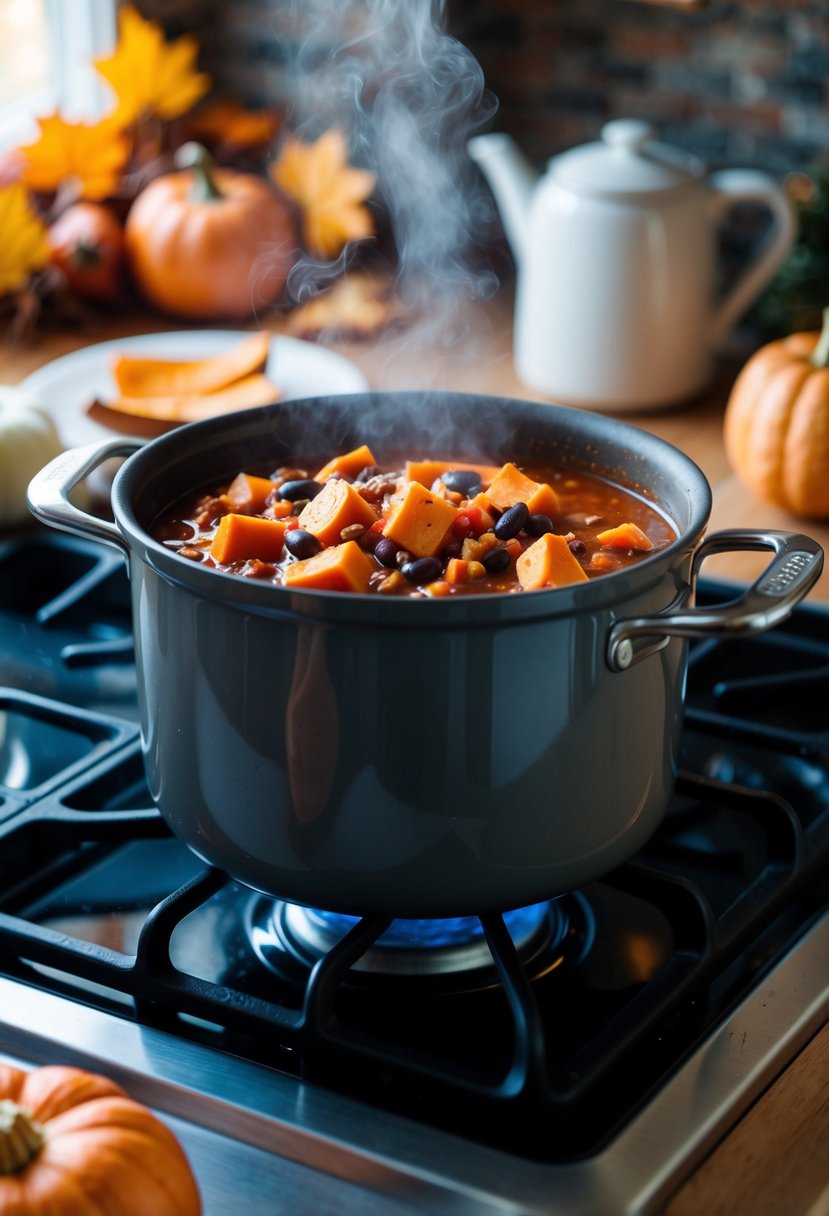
0 1063 201 1215
724 308 829 519
125 142 296 320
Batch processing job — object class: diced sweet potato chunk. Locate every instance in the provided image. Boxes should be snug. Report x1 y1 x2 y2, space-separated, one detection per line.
297 478 378 547
284 541 374 592
589 553 618 572
404 459 500 489
226 472 275 514
382 480 459 558
487 462 559 517
596 522 653 551
526 482 559 518
315 443 377 481
516 533 588 590
486 463 537 510
210 514 286 564
444 557 469 584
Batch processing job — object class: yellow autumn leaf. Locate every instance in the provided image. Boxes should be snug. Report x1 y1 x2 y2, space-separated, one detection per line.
19 113 130 201
271 129 375 259
95 5 211 127
0 183 50 294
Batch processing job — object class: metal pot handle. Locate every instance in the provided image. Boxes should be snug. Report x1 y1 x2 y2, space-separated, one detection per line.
607 529 824 672
26 439 143 561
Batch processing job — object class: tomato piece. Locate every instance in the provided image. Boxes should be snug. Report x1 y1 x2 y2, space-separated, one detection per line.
453 505 488 537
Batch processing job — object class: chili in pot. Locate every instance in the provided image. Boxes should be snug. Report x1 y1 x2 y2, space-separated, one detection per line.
151 446 677 597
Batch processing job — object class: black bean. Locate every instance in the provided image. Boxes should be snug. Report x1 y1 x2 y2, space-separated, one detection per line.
494 502 529 540
568 538 587 556
401 556 443 584
440 541 463 562
374 537 399 568
284 529 322 559
482 546 511 573
525 513 554 536
278 478 324 502
442 469 482 496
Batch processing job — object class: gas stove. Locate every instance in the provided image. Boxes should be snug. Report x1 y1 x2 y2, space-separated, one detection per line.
0 529 827 1214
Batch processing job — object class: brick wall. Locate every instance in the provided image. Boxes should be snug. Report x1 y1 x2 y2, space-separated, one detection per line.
144 0 829 176
450 0 829 174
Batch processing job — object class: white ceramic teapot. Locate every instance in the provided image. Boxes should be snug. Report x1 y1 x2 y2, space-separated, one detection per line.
468 119 796 411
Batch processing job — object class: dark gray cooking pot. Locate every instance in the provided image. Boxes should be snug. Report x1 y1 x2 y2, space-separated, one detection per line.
28 392 823 917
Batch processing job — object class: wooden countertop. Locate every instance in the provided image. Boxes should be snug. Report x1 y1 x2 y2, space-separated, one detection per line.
2 295 828 1213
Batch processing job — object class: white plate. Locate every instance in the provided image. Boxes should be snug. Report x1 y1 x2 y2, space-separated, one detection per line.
21 330 369 448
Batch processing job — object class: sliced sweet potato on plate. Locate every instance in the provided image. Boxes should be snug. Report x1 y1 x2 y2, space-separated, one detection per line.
111 331 270 397
87 373 280 438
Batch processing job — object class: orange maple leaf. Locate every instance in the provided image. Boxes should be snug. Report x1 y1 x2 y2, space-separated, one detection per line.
285 273 401 341
19 113 130 201
270 129 375 260
95 5 211 127
187 99 281 149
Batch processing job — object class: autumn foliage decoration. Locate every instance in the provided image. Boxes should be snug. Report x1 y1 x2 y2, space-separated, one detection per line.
94 5 211 129
271 129 376 260
19 5 212 205
19 115 130 203
0 185 51 296
1 4 379 333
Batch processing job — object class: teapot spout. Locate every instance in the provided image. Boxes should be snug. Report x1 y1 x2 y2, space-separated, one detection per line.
467 133 537 267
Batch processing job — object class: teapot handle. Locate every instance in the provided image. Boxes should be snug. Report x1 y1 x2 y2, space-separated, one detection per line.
708 169 797 348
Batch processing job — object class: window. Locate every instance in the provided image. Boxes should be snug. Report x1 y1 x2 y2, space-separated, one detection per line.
0 0 117 148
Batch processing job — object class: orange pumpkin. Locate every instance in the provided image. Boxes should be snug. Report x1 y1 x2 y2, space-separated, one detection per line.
0 1064 201 1215
125 142 296 320
724 308 829 519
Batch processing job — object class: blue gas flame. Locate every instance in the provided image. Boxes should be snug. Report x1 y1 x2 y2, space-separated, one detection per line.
305 903 552 951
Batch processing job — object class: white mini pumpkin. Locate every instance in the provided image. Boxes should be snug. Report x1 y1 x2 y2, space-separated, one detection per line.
0 386 63 526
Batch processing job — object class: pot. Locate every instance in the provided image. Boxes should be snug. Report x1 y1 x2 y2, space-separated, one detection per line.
27 392 823 917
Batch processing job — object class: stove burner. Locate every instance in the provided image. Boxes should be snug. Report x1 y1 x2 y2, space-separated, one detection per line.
248 897 570 982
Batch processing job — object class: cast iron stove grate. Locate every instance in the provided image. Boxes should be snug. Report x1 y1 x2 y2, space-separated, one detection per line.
0 532 826 1165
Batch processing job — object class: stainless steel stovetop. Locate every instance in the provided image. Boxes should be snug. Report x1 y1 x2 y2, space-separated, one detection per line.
0 529 827 1215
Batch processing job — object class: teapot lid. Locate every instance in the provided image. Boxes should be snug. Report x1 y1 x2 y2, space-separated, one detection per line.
550 119 704 197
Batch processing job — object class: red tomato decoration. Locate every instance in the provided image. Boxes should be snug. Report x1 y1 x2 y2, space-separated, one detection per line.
48 202 125 302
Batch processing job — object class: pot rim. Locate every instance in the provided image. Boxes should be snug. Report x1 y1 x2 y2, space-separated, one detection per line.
111 390 712 626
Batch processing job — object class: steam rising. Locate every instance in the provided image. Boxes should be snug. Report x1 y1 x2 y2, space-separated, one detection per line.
278 0 500 366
